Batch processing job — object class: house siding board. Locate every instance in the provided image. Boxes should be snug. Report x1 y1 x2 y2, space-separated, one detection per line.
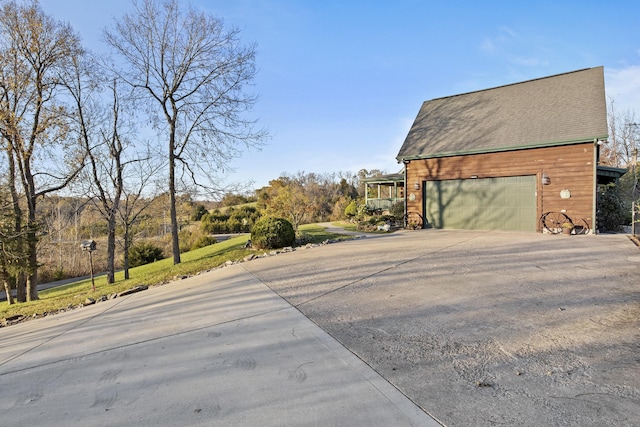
406 143 596 231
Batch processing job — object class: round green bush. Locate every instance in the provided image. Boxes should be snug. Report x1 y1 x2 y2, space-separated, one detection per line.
192 235 217 250
251 217 295 249
128 242 164 267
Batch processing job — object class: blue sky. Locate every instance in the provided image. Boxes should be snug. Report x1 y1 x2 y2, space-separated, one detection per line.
42 0 640 191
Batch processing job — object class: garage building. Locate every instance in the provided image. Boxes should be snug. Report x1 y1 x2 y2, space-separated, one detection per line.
396 66 617 233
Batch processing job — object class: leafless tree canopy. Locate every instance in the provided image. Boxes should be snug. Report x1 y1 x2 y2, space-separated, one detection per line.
104 0 265 180
605 97 638 169
104 0 266 264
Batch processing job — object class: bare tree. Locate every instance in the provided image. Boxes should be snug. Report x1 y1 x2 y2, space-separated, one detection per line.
0 1 86 301
104 0 266 265
71 74 126 284
118 155 161 279
605 97 640 204
605 97 638 168
60 49 126 285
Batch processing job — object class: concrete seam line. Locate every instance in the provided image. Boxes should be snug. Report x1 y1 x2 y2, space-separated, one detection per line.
0 304 292 377
295 232 486 307
0 294 134 369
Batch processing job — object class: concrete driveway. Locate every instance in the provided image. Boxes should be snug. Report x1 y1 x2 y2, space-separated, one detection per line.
1 229 638 426
242 229 640 426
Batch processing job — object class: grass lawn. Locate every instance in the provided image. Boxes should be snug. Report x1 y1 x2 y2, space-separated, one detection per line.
0 224 351 323
332 221 358 232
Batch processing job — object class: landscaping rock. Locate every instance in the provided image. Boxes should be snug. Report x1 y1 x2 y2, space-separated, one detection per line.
377 223 391 232
2 314 23 327
118 285 148 297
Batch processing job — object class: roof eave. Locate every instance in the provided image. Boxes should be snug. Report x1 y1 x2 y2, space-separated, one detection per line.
396 135 608 163
361 173 405 184
597 165 628 177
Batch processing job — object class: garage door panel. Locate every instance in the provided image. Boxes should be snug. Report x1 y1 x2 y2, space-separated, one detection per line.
424 176 536 231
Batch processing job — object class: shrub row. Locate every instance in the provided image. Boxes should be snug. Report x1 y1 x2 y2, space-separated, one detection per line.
128 216 297 267
201 206 260 234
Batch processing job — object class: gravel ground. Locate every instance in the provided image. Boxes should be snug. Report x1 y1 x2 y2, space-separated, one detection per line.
242 229 640 426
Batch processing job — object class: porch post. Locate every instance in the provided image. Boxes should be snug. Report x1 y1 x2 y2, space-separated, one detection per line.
403 160 409 227
365 183 369 207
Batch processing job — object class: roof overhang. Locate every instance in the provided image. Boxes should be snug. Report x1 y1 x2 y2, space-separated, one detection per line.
396 136 607 163
597 165 627 179
361 172 404 185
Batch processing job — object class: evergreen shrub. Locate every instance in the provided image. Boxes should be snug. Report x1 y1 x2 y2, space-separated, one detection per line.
192 235 217 250
129 242 164 267
597 184 626 232
251 217 295 249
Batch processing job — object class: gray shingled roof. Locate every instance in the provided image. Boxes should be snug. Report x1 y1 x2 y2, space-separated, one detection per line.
396 67 608 161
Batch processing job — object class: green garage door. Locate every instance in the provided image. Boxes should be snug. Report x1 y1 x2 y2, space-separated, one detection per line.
424 176 536 231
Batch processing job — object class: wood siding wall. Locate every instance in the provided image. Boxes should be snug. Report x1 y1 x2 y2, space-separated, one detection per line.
405 143 596 231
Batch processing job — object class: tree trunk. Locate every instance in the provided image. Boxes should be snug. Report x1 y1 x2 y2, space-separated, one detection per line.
169 148 181 265
26 172 39 302
2 274 14 305
26 250 38 301
5 147 26 302
15 273 26 303
123 226 131 280
26 220 39 301
106 217 116 284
